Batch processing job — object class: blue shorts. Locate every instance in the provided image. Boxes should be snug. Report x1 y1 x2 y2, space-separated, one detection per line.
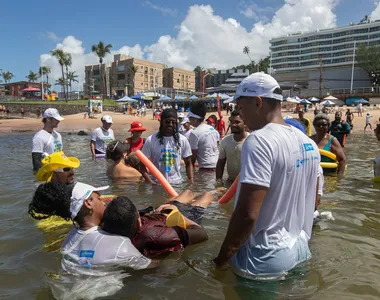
171 201 206 225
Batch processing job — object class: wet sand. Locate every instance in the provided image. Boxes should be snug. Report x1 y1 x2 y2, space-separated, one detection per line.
0 108 379 134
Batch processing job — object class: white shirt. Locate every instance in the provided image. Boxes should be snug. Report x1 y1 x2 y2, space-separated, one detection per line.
189 123 220 168
231 123 320 279
61 226 151 276
142 132 192 184
181 128 193 141
90 127 115 153
32 129 63 154
218 133 247 181
366 115 371 124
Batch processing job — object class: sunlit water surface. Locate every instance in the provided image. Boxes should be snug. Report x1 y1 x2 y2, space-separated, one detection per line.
1 131 380 299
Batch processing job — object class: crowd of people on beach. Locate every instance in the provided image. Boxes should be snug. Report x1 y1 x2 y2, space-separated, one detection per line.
27 72 376 290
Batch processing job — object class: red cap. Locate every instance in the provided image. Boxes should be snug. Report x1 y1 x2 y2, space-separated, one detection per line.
129 121 146 132
206 117 215 124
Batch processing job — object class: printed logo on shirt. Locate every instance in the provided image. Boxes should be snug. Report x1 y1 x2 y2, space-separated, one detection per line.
80 250 95 258
53 140 63 152
103 136 114 146
303 143 314 152
159 148 178 173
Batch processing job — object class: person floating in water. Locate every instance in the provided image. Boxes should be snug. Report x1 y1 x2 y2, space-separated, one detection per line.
213 72 320 280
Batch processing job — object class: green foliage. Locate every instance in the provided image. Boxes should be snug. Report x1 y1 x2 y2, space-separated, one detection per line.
2 71 14 83
26 71 39 82
356 44 380 87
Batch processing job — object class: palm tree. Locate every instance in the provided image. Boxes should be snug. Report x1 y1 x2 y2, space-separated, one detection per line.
66 71 79 100
129 64 138 96
92 41 112 99
55 77 67 93
26 71 39 82
243 46 253 64
39 66 51 85
51 49 70 101
2 71 14 84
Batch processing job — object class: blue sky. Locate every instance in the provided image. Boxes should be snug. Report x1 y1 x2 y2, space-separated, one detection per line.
0 0 378 83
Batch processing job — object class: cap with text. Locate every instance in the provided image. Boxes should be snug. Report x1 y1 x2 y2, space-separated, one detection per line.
70 182 109 220
233 72 283 102
43 108 64 121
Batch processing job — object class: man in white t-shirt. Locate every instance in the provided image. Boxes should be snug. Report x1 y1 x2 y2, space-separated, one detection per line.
32 108 64 172
188 101 220 170
90 115 115 159
216 108 248 182
214 72 320 280
141 108 194 184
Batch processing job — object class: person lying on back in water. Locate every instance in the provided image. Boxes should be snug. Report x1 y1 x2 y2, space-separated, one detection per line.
103 189 212 256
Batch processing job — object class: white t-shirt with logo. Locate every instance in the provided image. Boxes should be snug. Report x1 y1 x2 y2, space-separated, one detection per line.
230 123 320 279
189 123 220 168
90 127 115 153
142 132 192 184
32 129 63 154
218 133 247 181
61 226 151 276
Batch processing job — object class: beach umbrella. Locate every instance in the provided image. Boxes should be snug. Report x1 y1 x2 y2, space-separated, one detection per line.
294 96 301 101
22 87 40 92
309 97 320 102
131 93 145 99
160 95 171 101
175 95 187 100
321 100 335 105
116 95 137 103
323 95 338 100
189 95 198 100
223 96 234 103
219 93 230 100
354 98 369 104
300 99 312 104
285 97 299 103
206 93 218 98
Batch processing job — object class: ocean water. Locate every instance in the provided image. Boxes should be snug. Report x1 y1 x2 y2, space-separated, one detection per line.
1 131 380 299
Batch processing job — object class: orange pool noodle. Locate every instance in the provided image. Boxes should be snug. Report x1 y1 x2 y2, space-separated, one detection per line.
218 175 239 204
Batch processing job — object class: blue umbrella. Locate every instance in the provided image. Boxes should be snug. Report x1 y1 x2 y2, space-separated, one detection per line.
116 95 137 103
175 95 186 100
353 98 369 104
160 95 171 101
300 99 311 104
189 95 198 100
131 93 145 100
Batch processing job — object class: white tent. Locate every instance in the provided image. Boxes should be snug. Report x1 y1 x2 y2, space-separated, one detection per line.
286 97 299 103
223 96 234 103
321 100 335 105
323 95 338 100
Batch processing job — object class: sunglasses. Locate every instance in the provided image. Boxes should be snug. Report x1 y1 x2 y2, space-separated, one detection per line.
315 122 329 127
164 120 176 125
55 167 73 173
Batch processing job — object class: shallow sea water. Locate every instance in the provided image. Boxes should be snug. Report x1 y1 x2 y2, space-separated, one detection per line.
1 131 380 299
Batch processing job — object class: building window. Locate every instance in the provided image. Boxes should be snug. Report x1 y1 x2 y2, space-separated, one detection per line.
117 74 125 80
117 65 125 72
93 70 100 76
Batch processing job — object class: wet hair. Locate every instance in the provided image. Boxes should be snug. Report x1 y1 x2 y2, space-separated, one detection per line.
103 196 139 239
29 182 73 220
156 108 181 150
42 118 47 124
106 140 129 161
313 113 331 129
190 101 207 120
230 108 242 118
125 152 140 169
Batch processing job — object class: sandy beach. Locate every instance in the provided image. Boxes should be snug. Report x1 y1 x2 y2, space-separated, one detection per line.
0 108 379 135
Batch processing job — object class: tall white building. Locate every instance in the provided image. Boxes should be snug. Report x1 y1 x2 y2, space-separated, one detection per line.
270 20 380 96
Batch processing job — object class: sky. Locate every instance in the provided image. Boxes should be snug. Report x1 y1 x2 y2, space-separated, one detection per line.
1 0 380 90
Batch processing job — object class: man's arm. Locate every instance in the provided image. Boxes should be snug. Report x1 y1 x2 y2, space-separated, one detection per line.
90 141 96 159
32 152 44 172
216 158 226 180
191 149 198 165
331 138 346 175
184 156 194 184
213 183 267 268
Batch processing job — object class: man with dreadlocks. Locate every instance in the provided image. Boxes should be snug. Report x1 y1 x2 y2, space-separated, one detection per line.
141 108 194 184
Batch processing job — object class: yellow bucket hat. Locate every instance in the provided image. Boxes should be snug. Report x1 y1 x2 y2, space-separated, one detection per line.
36 151 80 182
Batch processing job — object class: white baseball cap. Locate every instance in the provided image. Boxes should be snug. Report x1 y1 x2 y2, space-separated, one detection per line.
70 182 109 220
43 108 64 121
178 113 185 118
101 115 113 123
181 117 190 125
233 72 283 102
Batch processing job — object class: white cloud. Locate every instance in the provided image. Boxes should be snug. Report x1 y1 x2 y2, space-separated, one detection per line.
239 1 274 22
371 2 380 21
41 1 339 89
144 1 177 16
46 32 60 41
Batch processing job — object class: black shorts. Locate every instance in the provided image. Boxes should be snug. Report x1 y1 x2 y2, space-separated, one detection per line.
171 201 206 225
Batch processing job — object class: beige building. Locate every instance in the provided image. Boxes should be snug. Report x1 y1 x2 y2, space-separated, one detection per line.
163 68 195 92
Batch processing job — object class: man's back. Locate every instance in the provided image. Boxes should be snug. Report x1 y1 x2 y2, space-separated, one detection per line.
232 123 319 278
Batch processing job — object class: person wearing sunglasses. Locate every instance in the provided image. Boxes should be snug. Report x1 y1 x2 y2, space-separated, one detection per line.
140 108 194 185
310 114 346 175
36 151 79 185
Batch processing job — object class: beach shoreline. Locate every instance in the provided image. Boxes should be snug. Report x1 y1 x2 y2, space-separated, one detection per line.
0 109 378 135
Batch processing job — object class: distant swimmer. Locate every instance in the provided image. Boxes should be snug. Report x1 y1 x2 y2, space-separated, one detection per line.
311 114 346 175
90 115 115 159
330 111 351 147
32 108 64 172
29 182 156 275
214 72 320 279
103 190 211 256
36 151 79 184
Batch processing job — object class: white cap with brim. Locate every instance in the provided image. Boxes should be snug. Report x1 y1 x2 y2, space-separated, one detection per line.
187 111 202 119
233 72 283 102
181 117 190 125
101 115 113 123
70 182 109 220
43 108 64 121
178 113 185 118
